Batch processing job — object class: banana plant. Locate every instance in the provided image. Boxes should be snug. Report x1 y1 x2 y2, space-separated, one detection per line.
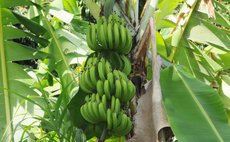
0 0 48 141
153 0 230 141
18 1 90 141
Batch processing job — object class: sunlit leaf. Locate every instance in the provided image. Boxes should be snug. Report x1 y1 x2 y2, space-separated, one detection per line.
83 0 100 20
161 65 230 142
185 14 230 50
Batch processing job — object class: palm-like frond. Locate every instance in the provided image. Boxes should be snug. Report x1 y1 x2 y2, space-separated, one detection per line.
0 0 48 141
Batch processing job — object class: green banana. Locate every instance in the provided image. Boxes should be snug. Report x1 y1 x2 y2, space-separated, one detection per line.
81 104 96 124
114 114 132 136
85 57 93 68
115 79 122 99
107 72 115 94
113 22 120 50
86 102 98 123
127 80 136 101
105 60 112 74
124 27 132 54
91 24 101 51
107 108 112 130
91 93 96 102
98 61 106 81
123 117 132 135
120 78 128 102
111 96 116 112
119 24 127 53
112 112 122 132
115 98 121 113
97 17 104 49
96 80 104 96
118 113 128 132
112 112 118 130
118 70 128 81
102 94 107 110
84 69 95 92
99 102 107 121
113 70 120 80
120 55 132 75
90 102 101 122
104 80 111 99
89 65 98 86
96 93 100 103
100 17 108 49
86 24 95 51
107 22 114 50
79 74 92 93
80 105 94 124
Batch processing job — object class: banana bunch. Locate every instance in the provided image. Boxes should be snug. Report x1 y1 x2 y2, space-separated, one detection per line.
105 53 132 75
81 94 132 137
107 110 132 136
96 69 135 102
79 14 135 139
81 94 107 124
84 52 132 75
80 57 112 93
80 54 134 93
81 64 135 101
86 14 132 54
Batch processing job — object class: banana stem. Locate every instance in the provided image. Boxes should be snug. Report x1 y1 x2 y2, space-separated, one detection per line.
99 125 107 142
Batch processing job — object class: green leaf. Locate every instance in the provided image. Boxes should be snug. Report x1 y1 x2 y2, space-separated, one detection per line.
0 0 32 8
155 0 184 21
83 0 100 20
41 11 78 101
192 11 230 29
160 65 230 142
221 75 230 98
71 18 89 34
1 9 19 25
174 39 215 82
184 14 230 50
0 7 46 141
156 19 176 30
5 41 47 61
104 0 115 19
48 8 74 24
13 12 47 36
68 89 88 129
156 31 169 59
63 0 80 15
219 53 230 70
189 41 223 72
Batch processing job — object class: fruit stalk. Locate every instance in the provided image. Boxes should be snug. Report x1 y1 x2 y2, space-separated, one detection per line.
99 125 107 142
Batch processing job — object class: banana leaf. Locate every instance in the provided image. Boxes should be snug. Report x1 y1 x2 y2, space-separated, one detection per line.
160 65 230 141
0 1 48 141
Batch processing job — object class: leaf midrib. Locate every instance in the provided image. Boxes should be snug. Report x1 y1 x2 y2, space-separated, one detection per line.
0 7 12 139
175 67 224 142
41 10 74 82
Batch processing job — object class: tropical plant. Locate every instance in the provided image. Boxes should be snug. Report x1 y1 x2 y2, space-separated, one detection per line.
0 0 230 142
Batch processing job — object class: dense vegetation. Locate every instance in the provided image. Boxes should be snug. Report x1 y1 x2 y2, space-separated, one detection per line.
0 0 229 141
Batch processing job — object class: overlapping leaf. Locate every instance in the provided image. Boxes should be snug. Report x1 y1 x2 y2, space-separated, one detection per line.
160 65 230 142
0 1 48 141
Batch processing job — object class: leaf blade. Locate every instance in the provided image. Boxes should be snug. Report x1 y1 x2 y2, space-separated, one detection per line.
160 65 230 142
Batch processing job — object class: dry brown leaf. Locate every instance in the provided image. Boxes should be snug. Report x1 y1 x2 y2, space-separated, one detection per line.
202 0 216 19
128 17 170 142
